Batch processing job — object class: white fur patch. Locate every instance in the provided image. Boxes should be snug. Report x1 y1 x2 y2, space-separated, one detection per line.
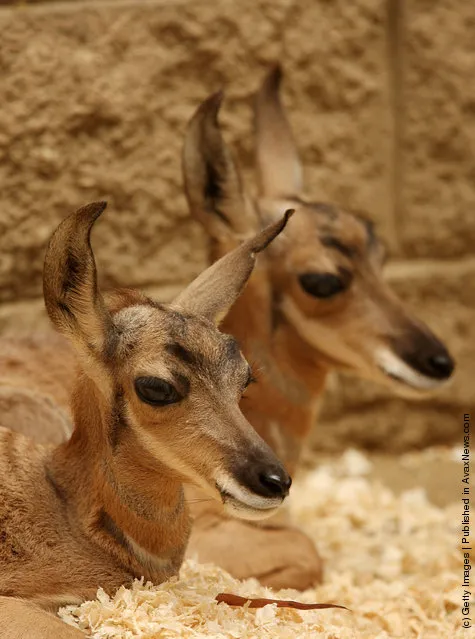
113 305 154 330
375 348 445 391
113 305 155 359
215 471 283 520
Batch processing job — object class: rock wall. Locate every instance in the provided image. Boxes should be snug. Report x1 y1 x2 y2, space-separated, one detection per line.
0 0 473 451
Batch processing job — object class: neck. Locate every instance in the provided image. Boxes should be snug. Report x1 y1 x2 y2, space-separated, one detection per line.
45 374 190 582
223 297 330 473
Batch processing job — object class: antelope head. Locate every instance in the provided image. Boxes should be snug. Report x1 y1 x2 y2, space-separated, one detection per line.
43 202 292 520
182 68 454 399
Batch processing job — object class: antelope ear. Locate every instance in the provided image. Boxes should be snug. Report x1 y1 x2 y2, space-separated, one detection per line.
254 64 303 198
43 201 115 356
182 91 258 239
173 209 294 324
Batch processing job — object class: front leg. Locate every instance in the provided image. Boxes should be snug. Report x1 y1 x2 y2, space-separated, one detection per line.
0 597 86 639
186 514 323 591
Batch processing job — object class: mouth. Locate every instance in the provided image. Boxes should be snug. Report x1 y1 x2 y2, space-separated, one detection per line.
375 349 450 394
379 366 441 391
215 480 284 521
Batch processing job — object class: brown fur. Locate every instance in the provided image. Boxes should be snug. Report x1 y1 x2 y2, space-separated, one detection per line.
181 67 454 589
0 202 292 637
0 68 455 594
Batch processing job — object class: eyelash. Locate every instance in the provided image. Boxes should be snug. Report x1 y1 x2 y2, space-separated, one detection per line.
242 370 257 395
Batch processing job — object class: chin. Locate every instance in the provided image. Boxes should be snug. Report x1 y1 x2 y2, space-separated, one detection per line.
215 474 284 521
221 496 281 521
339 350 450 400
380 374 445 400
364 349 451 399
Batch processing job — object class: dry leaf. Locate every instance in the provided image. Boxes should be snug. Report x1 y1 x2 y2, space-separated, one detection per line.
216 593 349 611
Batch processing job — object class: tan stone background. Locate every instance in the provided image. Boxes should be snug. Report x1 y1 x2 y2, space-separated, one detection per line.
0 0 473 451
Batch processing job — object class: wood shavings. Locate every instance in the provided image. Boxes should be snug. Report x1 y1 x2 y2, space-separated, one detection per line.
59 449 464 638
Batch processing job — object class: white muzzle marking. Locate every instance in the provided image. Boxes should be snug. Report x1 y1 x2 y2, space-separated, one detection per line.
215 472 283 520
375 348 446 391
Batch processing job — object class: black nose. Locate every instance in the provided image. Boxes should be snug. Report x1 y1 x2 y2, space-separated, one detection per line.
426 353 455 379
258 470 292 499
233 455 292 500
404 348 455 381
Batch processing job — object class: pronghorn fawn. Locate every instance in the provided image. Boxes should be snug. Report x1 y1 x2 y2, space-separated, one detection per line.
181 66 455 589
0 67 455 593
0 201 293 638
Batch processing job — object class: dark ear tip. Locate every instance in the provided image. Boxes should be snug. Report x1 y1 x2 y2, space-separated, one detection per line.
283 208 295 225
271 206 295 236
78 200 107 214
213 89 225 105
265 63 283 92
92 200 108 214
273 207 294 238
196 90 225 123
77 200 108 223
269 62 283 80
67 201 107 238
249 207 294 254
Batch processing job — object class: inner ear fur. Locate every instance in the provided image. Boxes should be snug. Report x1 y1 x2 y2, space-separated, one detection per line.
182 91 258 240
43 201 115 357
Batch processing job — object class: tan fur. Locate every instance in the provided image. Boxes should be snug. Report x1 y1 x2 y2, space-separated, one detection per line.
181 67 454 589
0 202 292 637
0 69 455 594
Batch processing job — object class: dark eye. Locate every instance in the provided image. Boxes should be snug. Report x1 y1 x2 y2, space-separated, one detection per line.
298 272 350 299
134 377 181 406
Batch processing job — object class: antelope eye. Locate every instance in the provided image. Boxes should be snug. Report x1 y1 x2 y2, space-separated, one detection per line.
134 377 182 406
298 272 350 299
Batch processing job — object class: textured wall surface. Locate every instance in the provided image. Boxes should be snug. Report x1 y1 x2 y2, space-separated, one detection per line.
0 0 473 451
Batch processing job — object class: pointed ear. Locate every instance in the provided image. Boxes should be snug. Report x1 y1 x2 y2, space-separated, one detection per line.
173 209 294 324
182 92 258 239
254 64 303 198
43 201 115 357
